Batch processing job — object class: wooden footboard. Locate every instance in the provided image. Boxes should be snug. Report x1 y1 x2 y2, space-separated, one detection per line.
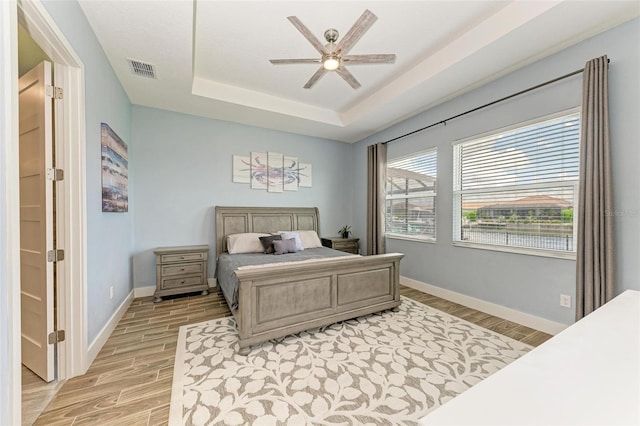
233 253 403 354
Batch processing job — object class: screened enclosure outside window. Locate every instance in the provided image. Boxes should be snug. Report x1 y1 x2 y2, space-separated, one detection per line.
453 111 580 254
386 148 437 241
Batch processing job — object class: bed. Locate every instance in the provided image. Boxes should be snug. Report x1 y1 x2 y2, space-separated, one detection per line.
215 206 404 355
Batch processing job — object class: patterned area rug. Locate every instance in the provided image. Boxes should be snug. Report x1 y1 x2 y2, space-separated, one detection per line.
169 297 531 425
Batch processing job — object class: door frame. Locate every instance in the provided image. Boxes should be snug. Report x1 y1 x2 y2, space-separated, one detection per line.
1 0 87 423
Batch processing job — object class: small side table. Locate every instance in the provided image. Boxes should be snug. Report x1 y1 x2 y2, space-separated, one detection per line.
153 245 209 302
321 237 359 254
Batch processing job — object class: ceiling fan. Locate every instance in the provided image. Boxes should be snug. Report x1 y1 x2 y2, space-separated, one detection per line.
269 9 396 89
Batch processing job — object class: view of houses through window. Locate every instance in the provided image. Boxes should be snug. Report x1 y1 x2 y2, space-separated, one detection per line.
385 148 437 241
453 111 580 253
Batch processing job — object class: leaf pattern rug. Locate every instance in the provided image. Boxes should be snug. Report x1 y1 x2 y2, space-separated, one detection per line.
169 296 531 425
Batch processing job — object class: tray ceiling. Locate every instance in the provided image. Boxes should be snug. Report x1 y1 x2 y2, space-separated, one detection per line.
78 1 639 143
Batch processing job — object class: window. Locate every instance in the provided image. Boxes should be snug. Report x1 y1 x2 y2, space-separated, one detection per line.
386 148 437 241
453 111 580 255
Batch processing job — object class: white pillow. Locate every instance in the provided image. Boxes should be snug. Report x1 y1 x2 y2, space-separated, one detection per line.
280 231 304 251
297 230 322 249
227 233 269 254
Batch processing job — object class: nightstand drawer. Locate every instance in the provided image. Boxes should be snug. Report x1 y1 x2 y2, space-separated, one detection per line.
161 252 205 263
321 237 359 254
161 262 204 276
332 241 357 250
161 274 204 290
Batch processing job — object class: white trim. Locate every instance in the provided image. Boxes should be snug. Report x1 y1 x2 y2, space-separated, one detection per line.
134 286 156 298
1 1 22 424
86 290 134 367
207 278 217 288
452 241 577 260
18 0 88 379
400 276 568 335
17 0 83 65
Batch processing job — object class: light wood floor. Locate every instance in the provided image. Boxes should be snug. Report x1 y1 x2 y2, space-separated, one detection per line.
32 286 552 425
22 365 65 426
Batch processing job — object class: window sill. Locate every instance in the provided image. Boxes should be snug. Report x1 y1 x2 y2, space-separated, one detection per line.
386 234 436 244
452 241 576 260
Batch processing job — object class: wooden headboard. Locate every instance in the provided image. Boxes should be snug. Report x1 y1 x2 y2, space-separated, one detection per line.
215 206 320 257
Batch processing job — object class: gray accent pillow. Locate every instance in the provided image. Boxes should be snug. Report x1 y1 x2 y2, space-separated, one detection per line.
259 235 282 254
273 238 299 255
280 231 304 251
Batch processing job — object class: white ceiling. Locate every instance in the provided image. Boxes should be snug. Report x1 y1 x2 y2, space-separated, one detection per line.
78 1 639 143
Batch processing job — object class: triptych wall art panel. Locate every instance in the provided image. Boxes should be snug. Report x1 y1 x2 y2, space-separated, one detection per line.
233 152 312 191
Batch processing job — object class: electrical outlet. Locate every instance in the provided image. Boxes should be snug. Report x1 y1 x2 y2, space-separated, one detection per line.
110 286 114 300
560 294 571 308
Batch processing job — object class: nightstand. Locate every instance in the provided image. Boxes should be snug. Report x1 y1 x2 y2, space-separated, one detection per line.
153 245 209 302
321 237 359 254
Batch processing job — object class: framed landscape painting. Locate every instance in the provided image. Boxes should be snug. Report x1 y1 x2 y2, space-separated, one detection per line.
101 123 128 212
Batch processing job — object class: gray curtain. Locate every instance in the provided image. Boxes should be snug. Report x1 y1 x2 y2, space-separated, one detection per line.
367 143 387 255
576 55 614 320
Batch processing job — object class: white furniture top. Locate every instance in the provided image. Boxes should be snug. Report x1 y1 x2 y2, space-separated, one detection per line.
421 290 640 426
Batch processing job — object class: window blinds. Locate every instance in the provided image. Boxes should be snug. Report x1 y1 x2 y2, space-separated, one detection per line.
459 113 580 190
453 111 580 253
386 148 437 240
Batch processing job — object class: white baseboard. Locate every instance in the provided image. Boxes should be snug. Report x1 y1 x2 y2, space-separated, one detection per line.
86 279 218 369
86 290 134 367
134 285 155 298
400 276 567 335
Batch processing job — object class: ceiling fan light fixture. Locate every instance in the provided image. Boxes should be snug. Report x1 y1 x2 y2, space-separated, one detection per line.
323 55 340 71
271 10 395 89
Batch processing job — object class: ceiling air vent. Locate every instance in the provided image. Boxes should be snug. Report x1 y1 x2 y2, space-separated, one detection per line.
127 59 157 79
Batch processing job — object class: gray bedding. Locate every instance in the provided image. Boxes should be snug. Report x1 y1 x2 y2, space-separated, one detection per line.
216 247 353 310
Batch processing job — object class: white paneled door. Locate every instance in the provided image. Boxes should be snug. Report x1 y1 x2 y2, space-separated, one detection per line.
19 61 55 382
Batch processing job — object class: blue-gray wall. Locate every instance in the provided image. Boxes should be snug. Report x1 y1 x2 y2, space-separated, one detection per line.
353 18 640 325
131 106 353 288
42 0 133 344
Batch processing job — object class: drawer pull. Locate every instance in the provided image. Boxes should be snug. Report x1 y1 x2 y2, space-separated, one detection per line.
181 280 185 284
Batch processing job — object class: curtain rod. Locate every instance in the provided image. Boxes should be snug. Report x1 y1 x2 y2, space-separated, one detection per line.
382 58 610 145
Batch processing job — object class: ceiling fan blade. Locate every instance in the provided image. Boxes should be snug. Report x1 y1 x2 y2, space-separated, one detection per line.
335 66 361 89
335 9 377 55
303 67 328 89
287 16 328 55
342 54 396 65
270 58 321 65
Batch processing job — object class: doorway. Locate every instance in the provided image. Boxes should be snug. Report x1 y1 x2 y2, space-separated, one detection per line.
17 29 62 422
3 1 89 424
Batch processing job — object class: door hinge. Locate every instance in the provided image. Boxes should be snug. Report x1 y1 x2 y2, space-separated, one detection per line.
47 249 64 262
48 330 65 344
46 168 64 181
46 85 63 99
